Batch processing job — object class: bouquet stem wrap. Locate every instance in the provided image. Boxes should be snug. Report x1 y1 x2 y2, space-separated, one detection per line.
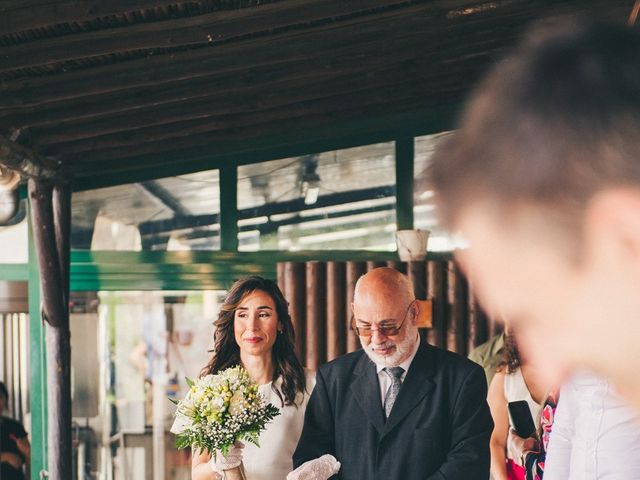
223 462 247 480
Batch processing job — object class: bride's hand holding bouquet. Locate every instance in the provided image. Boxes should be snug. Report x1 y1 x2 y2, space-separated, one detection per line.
171 366 279 480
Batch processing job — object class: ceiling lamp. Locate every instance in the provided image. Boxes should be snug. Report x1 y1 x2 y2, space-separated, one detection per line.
300 156 321 205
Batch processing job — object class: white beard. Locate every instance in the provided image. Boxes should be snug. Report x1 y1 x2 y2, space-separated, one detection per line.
361 330 417 367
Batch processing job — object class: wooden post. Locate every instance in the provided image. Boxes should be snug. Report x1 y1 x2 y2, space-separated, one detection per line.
386 260 406 273
467 294 488 353
447 261 468 355
276 262 286 298
284 262 306 363
305 262 326 371
426 261 447 348
345 262 365 352
28 178 72 480
326 262 346 362
407 261 427 300
366 261 386 271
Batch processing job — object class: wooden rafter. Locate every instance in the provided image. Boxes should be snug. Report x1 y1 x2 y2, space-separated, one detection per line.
0 0 283 37
0 134 63 180
0 0 425 73
0 0 633 188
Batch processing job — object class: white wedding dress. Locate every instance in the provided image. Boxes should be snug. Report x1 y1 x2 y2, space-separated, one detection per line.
242 372 315 480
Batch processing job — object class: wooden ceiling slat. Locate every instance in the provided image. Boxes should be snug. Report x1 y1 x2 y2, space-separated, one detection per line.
24 21 512 144
0 13 460 128
0 0 542 129
0 0 427 73
46 70 475 163
0 1 277 37
0 0 536 105
30 40 505 147
64 98 454 180
0 0 632 187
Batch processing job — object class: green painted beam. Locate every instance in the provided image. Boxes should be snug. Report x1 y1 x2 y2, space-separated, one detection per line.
68 249 451 291
220 166 238 252
27 209 47 480
395 137 414 230
0 263 28 281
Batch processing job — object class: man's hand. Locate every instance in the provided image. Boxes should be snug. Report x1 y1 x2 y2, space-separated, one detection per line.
507 429 538 467
287 454 341 480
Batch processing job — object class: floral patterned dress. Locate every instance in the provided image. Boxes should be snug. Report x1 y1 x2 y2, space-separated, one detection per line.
522 390 559 480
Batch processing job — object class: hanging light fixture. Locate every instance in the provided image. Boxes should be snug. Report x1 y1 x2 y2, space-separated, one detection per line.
300 155 321 205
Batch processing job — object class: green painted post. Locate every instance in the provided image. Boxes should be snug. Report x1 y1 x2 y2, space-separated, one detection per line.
395 137 415 230
220 166 239 251
0 264 28 282
28 208 47 480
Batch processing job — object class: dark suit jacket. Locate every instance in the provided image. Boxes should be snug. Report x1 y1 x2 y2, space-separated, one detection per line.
293 341 493 479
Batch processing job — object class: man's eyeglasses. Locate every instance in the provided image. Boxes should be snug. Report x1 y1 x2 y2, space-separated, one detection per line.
352 301 415 337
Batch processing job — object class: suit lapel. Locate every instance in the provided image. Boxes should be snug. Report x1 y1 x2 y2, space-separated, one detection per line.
350 354 385 434
381 342 436 437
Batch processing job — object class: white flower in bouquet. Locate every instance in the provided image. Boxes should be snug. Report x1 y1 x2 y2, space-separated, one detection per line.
170 365 280 458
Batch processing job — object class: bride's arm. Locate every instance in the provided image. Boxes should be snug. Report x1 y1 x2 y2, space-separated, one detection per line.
191 448 222 480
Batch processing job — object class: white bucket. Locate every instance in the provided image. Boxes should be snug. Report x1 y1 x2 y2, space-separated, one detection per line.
395 229 430 261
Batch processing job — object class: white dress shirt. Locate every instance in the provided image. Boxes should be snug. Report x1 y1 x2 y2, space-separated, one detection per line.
374 335 420 407
544 370 640 480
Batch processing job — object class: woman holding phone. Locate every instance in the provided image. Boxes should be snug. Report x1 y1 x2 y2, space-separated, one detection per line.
487 330 549 480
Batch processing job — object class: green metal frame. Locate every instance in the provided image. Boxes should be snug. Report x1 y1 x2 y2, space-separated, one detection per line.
220 165 239 252
69 249 451 292
0 264 29 281
75 104 457 191
28 209 47 480
395 137 415 230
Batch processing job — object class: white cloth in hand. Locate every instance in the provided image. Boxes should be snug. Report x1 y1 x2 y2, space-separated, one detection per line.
507 428 537 467
210 441 244 473
286 454 341 480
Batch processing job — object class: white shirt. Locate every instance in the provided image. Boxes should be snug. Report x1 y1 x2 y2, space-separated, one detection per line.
544 371 640 480
374 335 420 407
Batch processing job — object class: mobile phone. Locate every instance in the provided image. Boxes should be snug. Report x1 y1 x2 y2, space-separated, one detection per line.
507 400 537 438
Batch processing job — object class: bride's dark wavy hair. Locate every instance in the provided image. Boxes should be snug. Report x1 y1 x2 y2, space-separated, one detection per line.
200 276 306 407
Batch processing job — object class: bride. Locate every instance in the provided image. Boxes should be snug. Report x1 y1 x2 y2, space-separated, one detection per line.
190 276 314 480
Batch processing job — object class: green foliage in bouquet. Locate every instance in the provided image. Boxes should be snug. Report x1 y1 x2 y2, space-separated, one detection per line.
170 365 280 458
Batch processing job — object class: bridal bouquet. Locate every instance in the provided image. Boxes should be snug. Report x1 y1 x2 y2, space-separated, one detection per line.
171 366 280 477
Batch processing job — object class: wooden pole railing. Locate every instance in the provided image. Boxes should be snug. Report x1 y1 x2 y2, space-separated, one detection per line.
278 260 489 370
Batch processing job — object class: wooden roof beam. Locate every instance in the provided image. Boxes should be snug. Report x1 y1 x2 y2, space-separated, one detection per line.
0 133 64 180
0 0 430 73
0 0 272 37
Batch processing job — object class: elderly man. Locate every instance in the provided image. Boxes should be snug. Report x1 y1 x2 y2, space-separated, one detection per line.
291 267 492 479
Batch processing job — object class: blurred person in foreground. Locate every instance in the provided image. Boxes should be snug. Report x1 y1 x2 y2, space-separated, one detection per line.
291 267 493 480
430 19 640 411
